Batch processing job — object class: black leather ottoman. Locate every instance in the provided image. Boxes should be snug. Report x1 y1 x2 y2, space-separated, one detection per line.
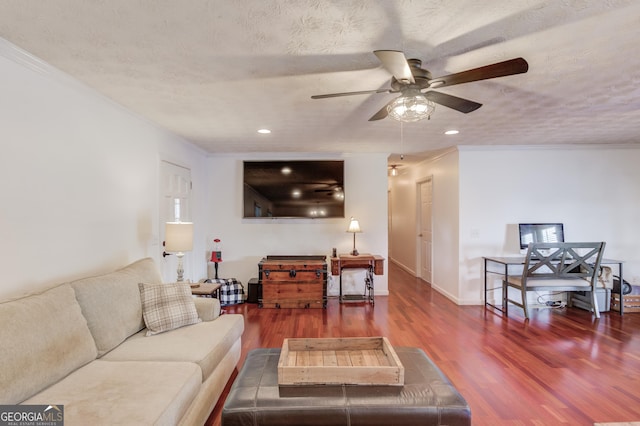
222 347 471 426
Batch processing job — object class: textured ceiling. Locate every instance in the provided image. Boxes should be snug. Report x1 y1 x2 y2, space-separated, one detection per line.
1 0 639 162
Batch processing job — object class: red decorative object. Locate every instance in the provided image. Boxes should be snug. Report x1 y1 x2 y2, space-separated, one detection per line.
210 238 222 263
210 238 222 279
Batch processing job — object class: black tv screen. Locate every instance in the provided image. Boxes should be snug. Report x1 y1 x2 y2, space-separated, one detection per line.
518 223 564 249
243 160 345 218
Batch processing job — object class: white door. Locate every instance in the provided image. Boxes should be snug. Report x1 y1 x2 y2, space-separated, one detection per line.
418 178 433 283
160 161 192 282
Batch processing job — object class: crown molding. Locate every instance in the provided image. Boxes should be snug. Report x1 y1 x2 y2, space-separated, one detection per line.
0 37 55 78
456 143 640 152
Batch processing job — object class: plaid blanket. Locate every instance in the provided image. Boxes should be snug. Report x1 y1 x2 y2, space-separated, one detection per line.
204 278 245 306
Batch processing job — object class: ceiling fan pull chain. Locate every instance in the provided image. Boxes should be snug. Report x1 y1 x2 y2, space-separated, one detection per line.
400 122 404 160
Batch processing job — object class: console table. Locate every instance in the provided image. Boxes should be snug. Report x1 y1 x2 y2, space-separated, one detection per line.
484 256 625 314
331 254 384 305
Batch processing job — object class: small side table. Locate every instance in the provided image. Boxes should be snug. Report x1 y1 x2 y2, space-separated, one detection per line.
331 254 384 305
190 282 221 299
247 278 261 304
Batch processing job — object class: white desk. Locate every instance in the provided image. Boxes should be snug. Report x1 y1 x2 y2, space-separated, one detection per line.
483 256 625 315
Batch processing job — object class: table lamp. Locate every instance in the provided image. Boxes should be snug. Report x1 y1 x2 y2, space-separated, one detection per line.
163 221 193 282
347 217 362 256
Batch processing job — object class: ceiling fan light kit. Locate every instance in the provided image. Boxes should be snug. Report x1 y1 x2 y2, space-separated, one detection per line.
387 89 435 122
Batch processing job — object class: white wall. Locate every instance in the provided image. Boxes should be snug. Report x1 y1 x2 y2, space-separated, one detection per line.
0 39 390 302
387 164 418 274
459 146 640 304
389 145 640 306
0 39 208 300
204 153 390 296
431 152 461 301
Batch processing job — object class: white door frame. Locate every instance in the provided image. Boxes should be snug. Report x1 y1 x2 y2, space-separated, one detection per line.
416 177 433 283
160 160 192 282
387 189 393 260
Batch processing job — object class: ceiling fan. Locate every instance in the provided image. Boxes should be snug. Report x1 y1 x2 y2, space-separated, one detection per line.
314 183 345 199
311 50 529 122
388 164 403 176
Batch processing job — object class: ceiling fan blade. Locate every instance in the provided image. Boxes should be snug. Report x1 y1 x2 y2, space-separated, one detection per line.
428 57 528 88
424 91 482 114
374 50 415 84
311 88 391 99
368 99 395 121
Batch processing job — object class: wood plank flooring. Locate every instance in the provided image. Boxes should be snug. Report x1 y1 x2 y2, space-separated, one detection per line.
206 261 640 425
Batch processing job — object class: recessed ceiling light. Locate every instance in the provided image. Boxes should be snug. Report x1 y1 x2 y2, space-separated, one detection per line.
257 129 271 134
445 130 459 135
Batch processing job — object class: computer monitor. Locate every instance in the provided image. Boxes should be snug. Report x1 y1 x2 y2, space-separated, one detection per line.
518 223 564 250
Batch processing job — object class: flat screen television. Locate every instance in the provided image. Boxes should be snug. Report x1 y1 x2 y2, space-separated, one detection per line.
518 223 564 249
243 160 345 218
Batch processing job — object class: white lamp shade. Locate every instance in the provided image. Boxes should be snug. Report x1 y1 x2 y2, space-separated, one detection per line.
165 222 193 252
347 218 362 233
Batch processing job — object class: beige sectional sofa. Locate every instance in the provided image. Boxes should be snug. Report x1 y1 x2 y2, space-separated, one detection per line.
0 258 244 425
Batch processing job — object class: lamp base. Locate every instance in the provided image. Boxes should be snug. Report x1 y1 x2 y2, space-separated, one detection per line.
351 232 359 256
176 253 185 282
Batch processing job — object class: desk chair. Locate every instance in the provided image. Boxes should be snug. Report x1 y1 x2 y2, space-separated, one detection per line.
504 242 606 319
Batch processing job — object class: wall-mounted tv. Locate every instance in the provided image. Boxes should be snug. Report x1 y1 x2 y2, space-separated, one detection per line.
243 160 345 219
518 223 565 249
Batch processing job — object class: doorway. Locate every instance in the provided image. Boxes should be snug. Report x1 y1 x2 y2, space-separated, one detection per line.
417 178 433 283
159 160 192 282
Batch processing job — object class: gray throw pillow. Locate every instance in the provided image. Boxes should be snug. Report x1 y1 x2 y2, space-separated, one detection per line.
138 282 201 336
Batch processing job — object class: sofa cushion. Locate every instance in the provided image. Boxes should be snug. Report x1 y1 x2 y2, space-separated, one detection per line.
139 282 201 336
101 314 244 381
22 360 201 426
70 258 162 356
0 284 97 404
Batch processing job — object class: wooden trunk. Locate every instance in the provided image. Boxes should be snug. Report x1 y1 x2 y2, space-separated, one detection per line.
259 255 327 309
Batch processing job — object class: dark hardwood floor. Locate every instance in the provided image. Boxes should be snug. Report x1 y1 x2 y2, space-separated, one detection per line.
207 261 640 425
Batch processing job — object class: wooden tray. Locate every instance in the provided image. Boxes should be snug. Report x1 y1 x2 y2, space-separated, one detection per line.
278 337 404 386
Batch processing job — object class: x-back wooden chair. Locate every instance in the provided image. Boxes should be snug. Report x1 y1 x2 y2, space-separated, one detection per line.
504 242 606 319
